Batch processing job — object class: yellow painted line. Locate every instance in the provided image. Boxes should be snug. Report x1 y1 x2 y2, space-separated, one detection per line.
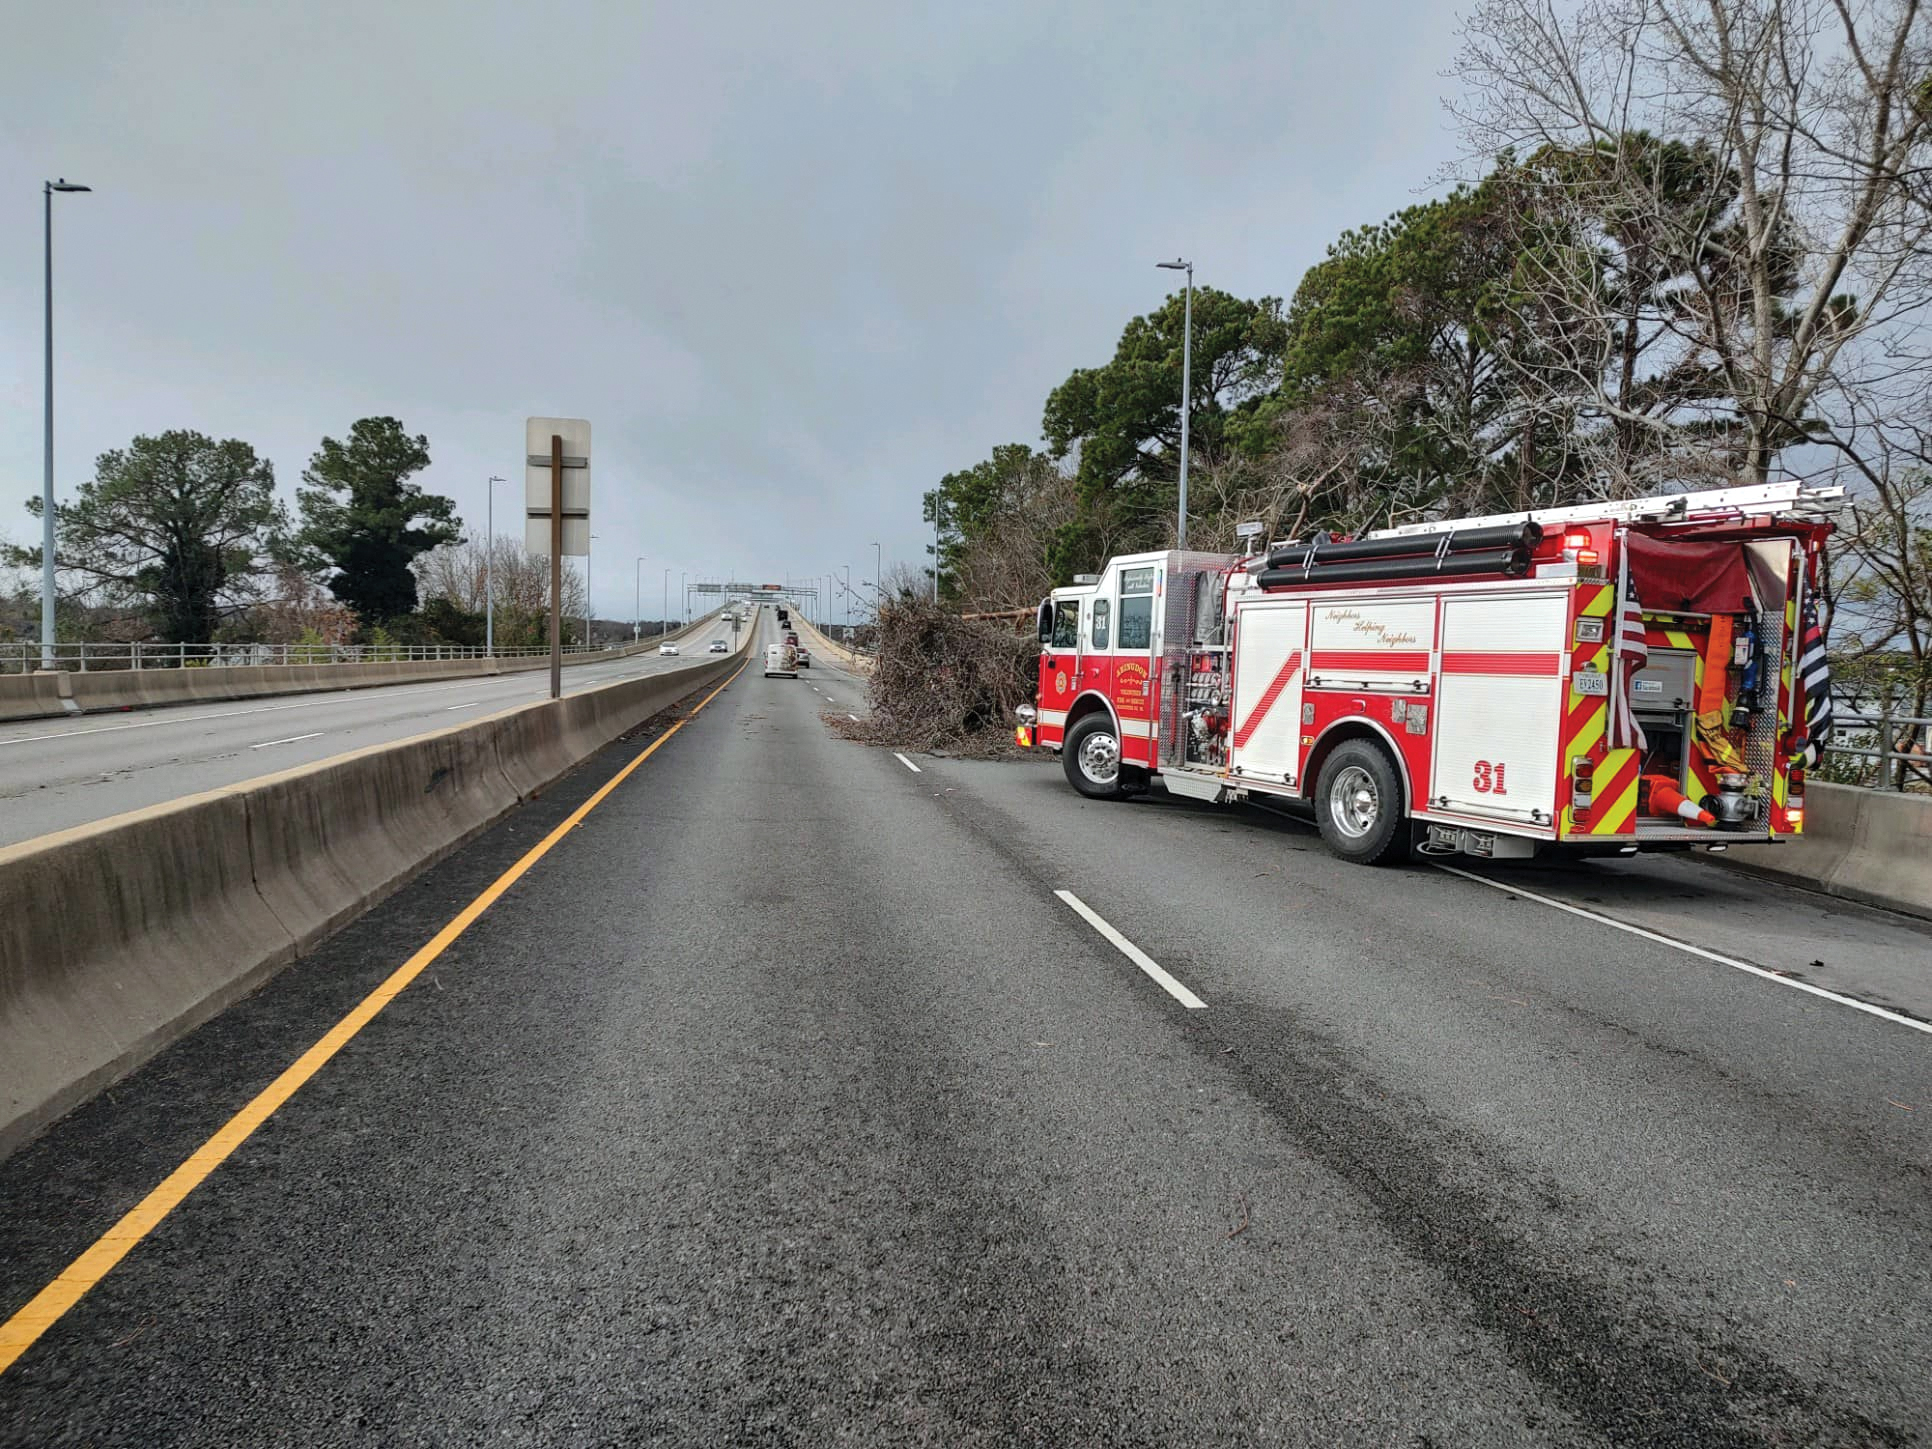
0 659 747 1377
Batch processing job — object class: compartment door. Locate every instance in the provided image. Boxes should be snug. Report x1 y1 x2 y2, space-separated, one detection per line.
1228 601 1308 785
1430 592 1568 827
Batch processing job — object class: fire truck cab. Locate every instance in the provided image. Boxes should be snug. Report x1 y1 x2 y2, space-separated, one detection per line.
1018 483 1839 865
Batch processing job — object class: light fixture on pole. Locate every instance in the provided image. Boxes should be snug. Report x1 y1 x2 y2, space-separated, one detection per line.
586 533 599 647
633 556 645 640
484 475 506 656
42 178 92 670
1157 257 1194 551
930 495 945 599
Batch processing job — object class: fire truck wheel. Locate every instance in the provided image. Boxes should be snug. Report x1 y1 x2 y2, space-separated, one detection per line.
1314 740 1407 865
1063 714 1128 800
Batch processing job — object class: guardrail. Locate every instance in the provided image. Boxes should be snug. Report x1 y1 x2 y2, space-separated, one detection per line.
1822 708 1931 792
0 638 684 674
0 611 730 724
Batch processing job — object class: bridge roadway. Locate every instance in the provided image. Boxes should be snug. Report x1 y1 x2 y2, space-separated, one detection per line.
0 620 740 848
1 619 1928 1445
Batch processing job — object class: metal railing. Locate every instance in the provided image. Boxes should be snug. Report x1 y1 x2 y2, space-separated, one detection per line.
1821 707 1932 792
0 640 616 674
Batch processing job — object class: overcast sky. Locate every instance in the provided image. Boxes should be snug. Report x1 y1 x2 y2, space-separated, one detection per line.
1 0 1466 622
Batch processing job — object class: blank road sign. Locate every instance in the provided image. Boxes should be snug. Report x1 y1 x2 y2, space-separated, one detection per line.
525 416 590 558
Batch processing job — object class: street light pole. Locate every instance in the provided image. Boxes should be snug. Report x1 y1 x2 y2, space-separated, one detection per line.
42 178 92 670
1157 257 1194 551
662 567 671 640
680 570 687 625
634 556 645 641
872 541 882 608
484 475 505 657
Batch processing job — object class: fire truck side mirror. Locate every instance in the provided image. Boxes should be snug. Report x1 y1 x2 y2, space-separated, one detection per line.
1036 599 1054 644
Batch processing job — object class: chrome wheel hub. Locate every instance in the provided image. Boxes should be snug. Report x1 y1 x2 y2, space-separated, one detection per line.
1078 730 1121 785
1329 764 1379 839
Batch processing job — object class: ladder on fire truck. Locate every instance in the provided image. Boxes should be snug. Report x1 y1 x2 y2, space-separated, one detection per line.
1361 481 1844 543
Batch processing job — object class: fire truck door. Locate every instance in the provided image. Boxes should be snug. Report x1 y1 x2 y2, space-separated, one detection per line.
1431 591 1568 826
1079 594 1111 698
1040 597 1083 735
1228 600 1309 785
1113 566 1159 763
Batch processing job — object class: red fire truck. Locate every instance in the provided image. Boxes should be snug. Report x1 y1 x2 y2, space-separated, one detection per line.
1014 482 1839 864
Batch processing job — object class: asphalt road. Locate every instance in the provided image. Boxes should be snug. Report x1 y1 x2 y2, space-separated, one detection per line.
1 626 1927 1445
0 620 742 848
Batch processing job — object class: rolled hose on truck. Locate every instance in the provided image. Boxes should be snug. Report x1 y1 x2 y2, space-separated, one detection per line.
1255 545 1531 591
1263 521 1543 571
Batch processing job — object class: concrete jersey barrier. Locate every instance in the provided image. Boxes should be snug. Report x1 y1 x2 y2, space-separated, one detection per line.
0 610 730 723
787 611 871 673
1713 782 1932 922
0 630 751 1158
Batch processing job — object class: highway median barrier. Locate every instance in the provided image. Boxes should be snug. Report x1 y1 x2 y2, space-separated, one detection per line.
1715 782 1932 922
789 612 871 674
0 627 751 1159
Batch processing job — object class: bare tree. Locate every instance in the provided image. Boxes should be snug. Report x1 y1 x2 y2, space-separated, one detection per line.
1809 377 1932 783
414 534 586 648
1451 0 1932 482
945 461 1098 612
237 563 357 645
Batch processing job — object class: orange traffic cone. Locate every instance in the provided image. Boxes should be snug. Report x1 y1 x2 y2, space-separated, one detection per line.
1642 774 1715 826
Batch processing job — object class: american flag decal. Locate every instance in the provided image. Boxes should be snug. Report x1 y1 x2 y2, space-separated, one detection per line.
1799 595 1833 767
1608 579 1648 751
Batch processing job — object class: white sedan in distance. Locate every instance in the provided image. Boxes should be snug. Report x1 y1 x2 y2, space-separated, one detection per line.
659 642 680 656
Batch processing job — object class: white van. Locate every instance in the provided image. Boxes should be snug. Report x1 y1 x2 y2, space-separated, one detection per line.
764 642 797 678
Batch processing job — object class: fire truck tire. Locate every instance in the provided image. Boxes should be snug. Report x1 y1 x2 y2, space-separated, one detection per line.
1063 714 1129 800
1314 740 1407 865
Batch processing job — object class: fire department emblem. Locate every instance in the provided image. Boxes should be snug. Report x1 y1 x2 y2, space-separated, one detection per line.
1055 670 1068 696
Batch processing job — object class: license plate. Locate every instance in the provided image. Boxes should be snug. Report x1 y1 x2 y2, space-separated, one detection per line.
1571 671 1609 697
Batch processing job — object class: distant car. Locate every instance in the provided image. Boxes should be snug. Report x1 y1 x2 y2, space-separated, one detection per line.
709 639 729 653
795 648 811 668
785 632 800 645
659 643 680 656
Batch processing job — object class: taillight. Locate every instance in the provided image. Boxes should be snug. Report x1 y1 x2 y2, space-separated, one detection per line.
1562 530 1592 550
1571 755 1595 813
